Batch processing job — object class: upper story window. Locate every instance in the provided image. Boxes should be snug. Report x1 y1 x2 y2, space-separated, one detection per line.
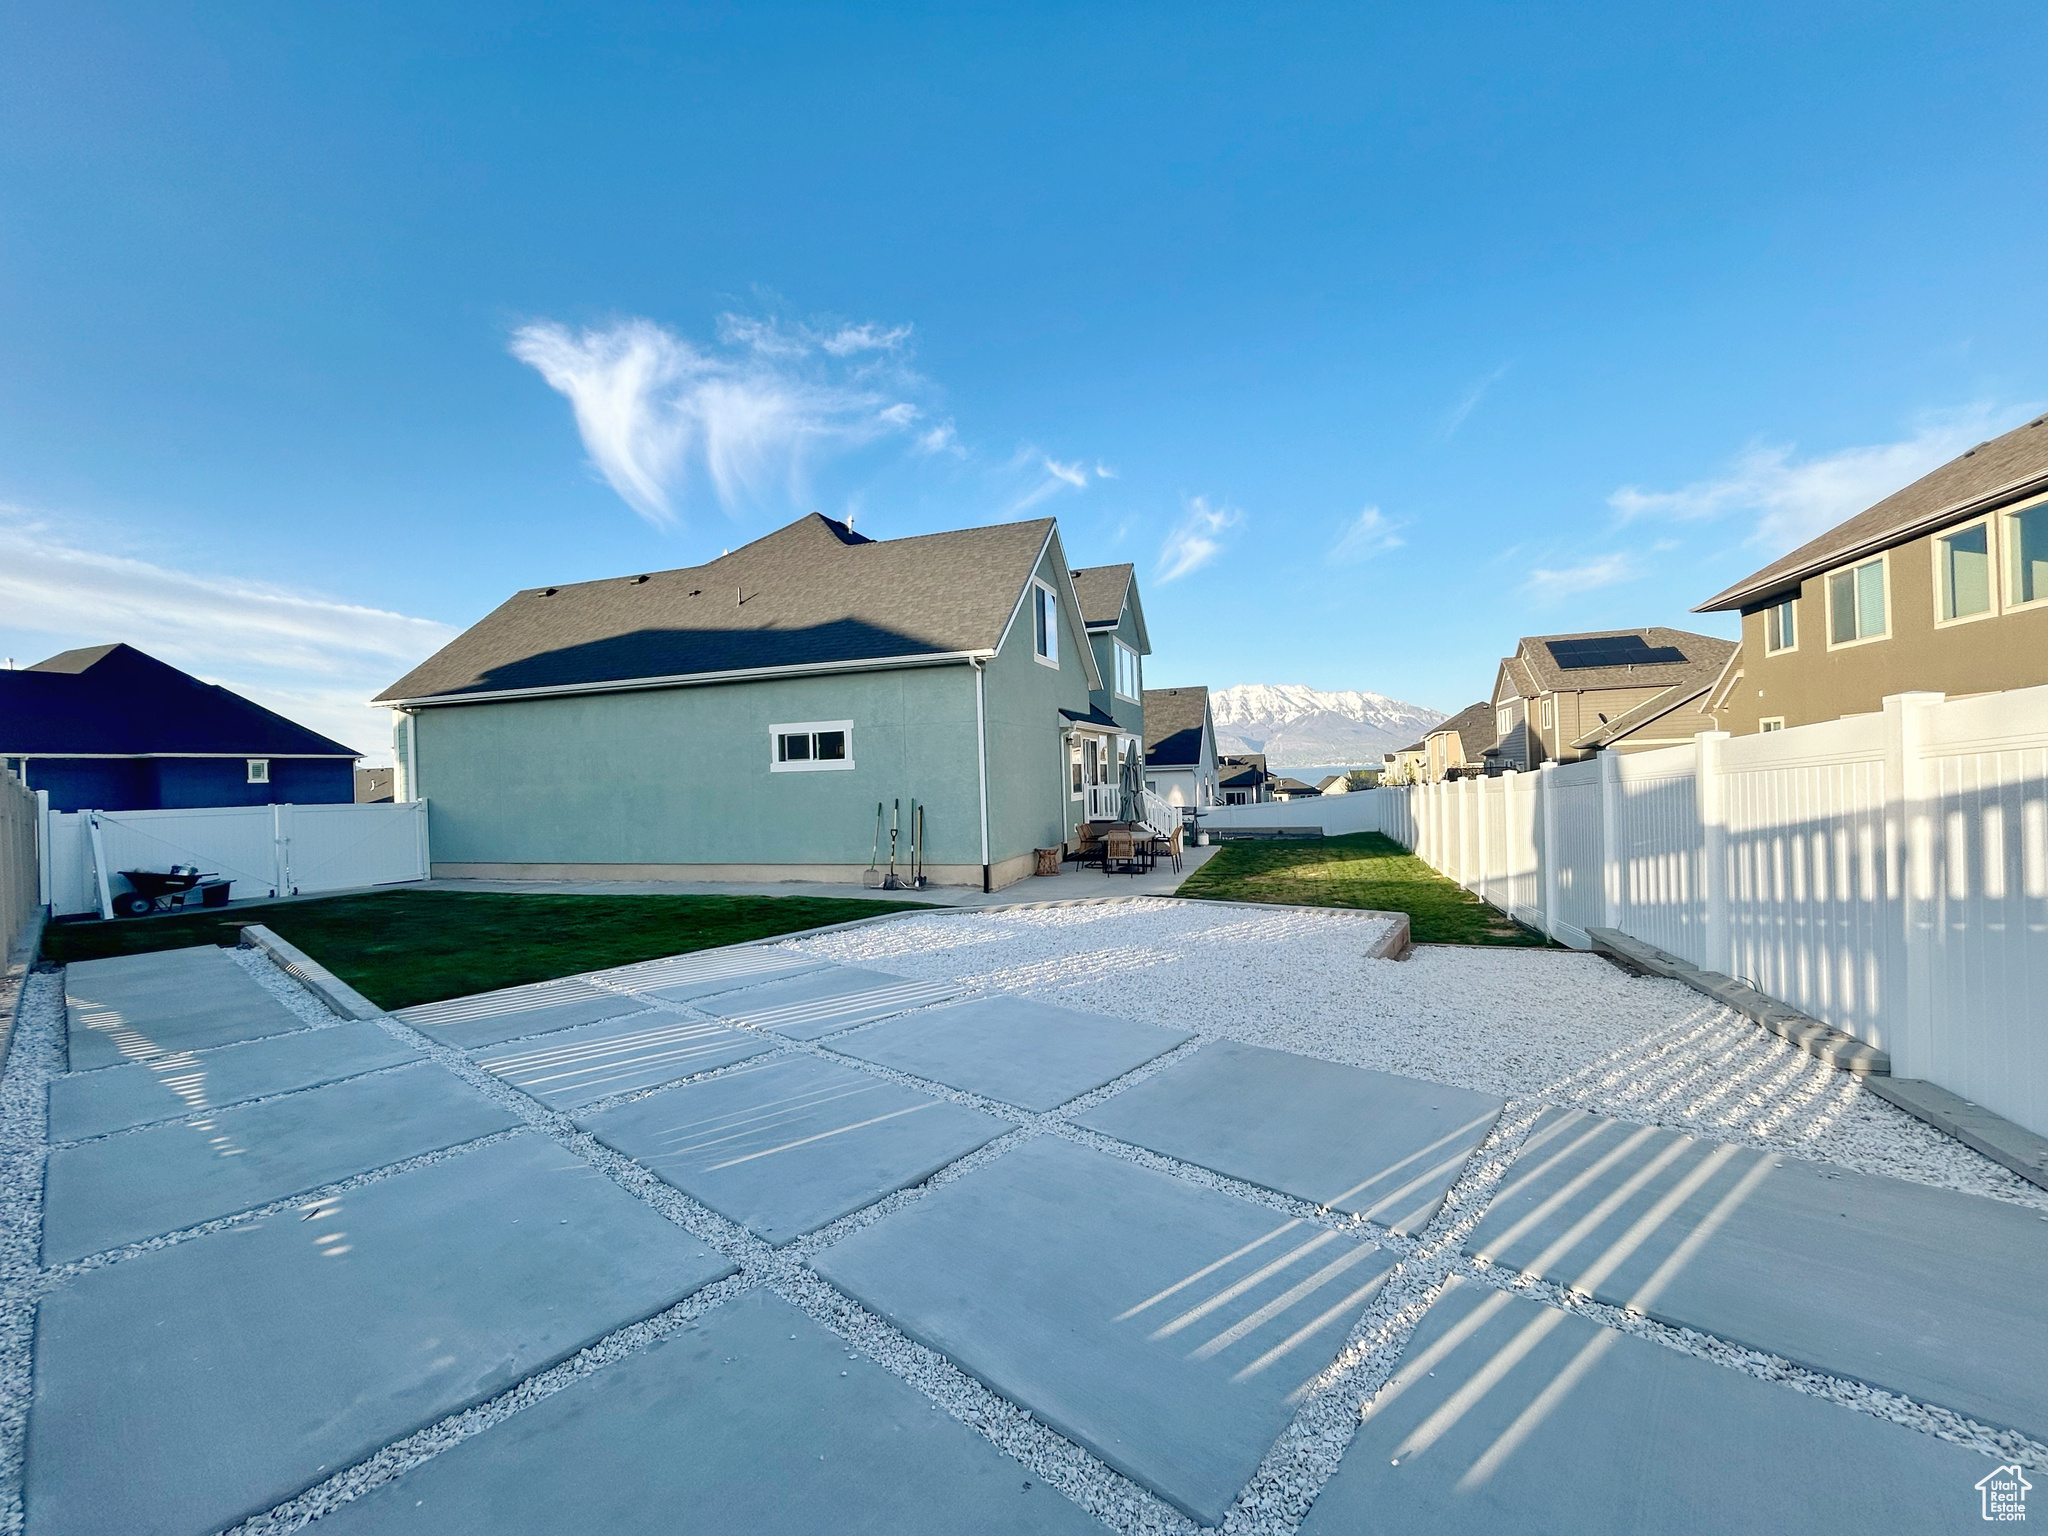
247 759 270 784
2009 501 2048 610
771 721 854 772
1827 556 1888 646
1935 520 1994 623
1762 593 1797 653
1113 640 1140 700
1496 707 1511 738
1032 582 1059 667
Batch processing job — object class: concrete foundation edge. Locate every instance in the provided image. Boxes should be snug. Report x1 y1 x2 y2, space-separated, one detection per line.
431 861 995 888
239 924 386 1021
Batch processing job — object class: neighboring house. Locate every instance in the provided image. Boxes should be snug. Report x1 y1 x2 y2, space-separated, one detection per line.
1488 628 1738 768
0 644 358 813
1421 702 1497 783
1382 741 1427 785
1697 414 2048 733
1270 776 1321 800
1067 561 1152 822
1217 753 1274 805
1315 774 1351 795
1142 685 1219 809
354 767 395 803
374 512 1122 891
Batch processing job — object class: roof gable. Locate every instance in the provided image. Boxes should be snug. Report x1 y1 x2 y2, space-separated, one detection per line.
1505 627 1736 696
1 644 358 757
1427 701 1498 758
1142 686 1211 766
377 513 1068 704
1697 413 2048 611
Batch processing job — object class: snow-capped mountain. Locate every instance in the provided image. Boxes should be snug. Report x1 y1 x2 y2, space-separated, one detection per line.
1209 684 1447 767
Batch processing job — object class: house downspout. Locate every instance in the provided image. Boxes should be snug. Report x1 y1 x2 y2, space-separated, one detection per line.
405 710 420 803
972 659 991 892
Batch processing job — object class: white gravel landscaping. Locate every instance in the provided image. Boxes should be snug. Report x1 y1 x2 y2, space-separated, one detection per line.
781 897 2048 1209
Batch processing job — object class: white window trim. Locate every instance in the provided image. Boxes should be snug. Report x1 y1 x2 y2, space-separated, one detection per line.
246 759 270 783
1931 514 2000 629
2003 493 2048 613
1113 639 1140 701
1824 552 1892 651
769 719 856 773
1761 593 1799 655
1758 717 1785 733
1031 580 1060 669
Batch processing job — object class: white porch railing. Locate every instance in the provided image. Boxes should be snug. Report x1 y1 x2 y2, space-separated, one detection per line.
1137 789 1178 839
1084 785 1120 821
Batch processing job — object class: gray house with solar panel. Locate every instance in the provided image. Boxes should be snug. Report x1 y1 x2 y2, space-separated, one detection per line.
1486 627 1738 771
375 513 1154 891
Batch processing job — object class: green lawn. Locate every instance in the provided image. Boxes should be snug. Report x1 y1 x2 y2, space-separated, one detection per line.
39 890 934 1009
1177 831 1555 946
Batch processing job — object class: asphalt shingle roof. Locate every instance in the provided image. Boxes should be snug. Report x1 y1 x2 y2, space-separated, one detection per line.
1068 564 1133 628
1428 702 1498 760
1141 686 1209 767
1502 628 1735 697
0 645 359 757
377 514 1062 703
1697 413 2048 612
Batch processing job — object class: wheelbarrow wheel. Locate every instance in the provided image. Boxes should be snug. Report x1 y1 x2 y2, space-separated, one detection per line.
117 893 153 918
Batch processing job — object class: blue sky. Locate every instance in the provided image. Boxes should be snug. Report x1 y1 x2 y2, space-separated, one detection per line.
3 4 2044 759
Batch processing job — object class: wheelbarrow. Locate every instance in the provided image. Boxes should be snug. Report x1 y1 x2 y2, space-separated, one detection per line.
115 866 233 918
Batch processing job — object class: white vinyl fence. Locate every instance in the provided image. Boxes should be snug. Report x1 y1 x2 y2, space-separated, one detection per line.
1289 686 2048 1139
45 801 431 920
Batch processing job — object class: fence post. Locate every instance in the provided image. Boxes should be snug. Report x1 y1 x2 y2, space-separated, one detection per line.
1883 691 1944 1078
1538 761 1560 941
1599 749 1622 930
36 789 52 910
1695 731 1730 974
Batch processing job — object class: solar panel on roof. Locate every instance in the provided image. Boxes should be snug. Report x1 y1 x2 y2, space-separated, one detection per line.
1544 636 1687 670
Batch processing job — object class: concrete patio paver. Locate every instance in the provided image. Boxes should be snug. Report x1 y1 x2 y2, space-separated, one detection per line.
46 1020 419 1141
473 1012 776 1109
26 1133 736 1536
834 995 1192 1111
1077 1039 1505 1235
579 1053 1014 1242
704 966 961 1041
41 1059 522 1262
600 949 834 1004
303 1287 1107 1536
1464 1106 2048 1443
1297 1277 1999 1536
812 1136 1398 1525
396 979 650 1049
64 944 310 1069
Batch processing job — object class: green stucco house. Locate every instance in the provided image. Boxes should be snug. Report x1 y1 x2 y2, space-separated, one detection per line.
375 513 1153 890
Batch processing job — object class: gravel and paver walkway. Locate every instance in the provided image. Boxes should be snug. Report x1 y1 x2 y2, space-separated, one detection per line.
1 896 2040 1534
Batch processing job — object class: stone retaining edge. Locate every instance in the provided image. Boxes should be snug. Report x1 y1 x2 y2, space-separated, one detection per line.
239 924 385 1021
1587 927 1889 1075
1861 1076 2048 1192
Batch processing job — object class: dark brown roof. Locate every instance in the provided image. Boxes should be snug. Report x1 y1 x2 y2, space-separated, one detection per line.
377 514 1072 704
1697 414 2048 612
1218 752 1268 787
1427 701 1497 760
1142 686 1210 767
1499 628 1736 697
1069 564 1133 627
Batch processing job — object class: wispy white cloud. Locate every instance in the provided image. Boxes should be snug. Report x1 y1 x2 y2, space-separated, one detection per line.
1004 448 1116 513
1521 552 1639 601
1330 505 1405 564
1608 403 2039 554
510 311 933 526
0 510 455 761
1156 496 1244 583
1440 363 1511 441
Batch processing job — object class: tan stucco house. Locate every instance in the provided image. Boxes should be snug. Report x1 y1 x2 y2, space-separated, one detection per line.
1488 628 1737 769
1698 414 2048 734
1420 702 1496 782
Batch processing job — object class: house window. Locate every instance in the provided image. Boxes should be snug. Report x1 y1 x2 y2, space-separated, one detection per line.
770 721 855 773
247 759 270 784
1541 697 1554 731
1827 556 1888 645
1070 739 1083 797
1032 583 1058 667
1935 521 1993 622
1759 718 1785 733
2008 502 2048 609
1113 640 1140 700
1763 594 1797 653
1496 707 1511 738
